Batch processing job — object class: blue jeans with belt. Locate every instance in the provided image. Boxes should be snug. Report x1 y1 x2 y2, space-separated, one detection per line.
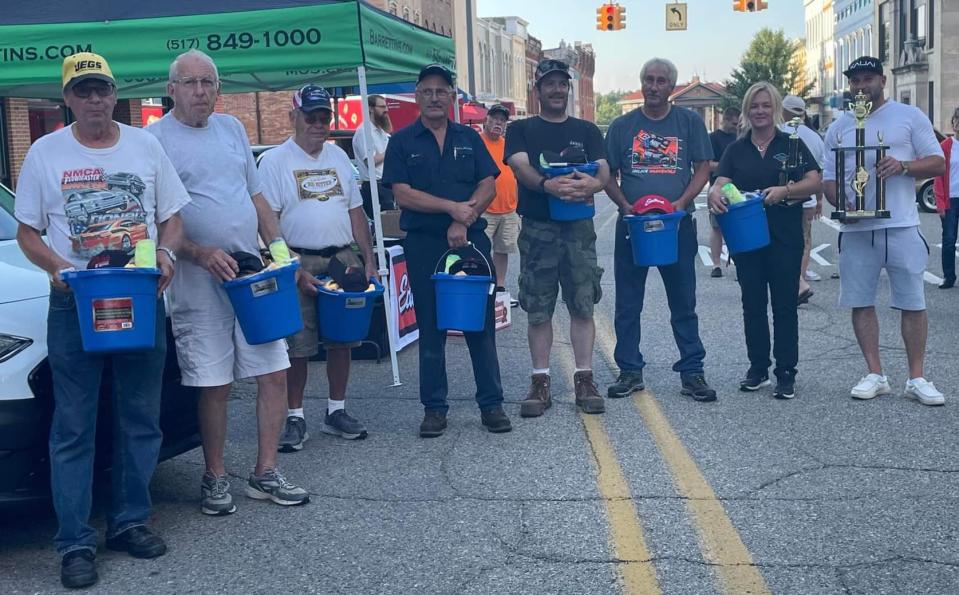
402 230 504 413
47 288 166 555
613 213 706 378
941 197 959 283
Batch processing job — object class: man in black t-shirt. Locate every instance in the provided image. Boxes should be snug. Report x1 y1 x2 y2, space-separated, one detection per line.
707 106 740 277
504 59 610 418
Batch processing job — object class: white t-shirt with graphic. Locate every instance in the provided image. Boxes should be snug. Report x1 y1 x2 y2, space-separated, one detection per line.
259 138 362 250
14 123 190 270
823 100 943 231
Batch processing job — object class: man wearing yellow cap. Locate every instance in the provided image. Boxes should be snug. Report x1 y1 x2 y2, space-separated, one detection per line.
15 52 190 589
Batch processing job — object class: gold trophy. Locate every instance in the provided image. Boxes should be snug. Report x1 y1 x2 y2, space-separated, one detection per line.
831 91 890 220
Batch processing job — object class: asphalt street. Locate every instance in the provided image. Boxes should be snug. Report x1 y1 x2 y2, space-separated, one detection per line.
2 195 957 594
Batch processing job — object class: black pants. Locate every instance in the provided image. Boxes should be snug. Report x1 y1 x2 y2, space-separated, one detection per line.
361 180 395 220
734 232 803 380
403 229 503 413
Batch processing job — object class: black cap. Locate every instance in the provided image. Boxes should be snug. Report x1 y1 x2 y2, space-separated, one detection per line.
417 63 454 86
292 84 332 112
843 56 884 77
535 59 571 85
487 103 510 118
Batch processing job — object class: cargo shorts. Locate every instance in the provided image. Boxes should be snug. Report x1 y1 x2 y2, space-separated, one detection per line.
518 218 604 325
288 246 366 358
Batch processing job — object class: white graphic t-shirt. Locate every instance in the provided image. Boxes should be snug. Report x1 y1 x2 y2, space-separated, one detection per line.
14 123 191 270
259 138 362 250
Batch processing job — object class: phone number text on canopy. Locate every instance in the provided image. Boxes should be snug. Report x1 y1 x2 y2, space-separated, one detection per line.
166 29 322 52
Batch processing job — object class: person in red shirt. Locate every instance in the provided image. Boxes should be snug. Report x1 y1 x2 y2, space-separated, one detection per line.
480 104 519 306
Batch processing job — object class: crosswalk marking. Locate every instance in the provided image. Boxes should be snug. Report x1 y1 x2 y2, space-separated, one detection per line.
810 244 832 266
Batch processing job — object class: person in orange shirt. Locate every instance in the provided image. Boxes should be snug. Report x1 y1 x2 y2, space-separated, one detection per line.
480 103 519 306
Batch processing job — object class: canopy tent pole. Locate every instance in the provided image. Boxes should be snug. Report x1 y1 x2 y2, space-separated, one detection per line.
357 65 401 387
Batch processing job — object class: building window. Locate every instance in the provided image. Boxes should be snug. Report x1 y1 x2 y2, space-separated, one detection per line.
927 0 934 49
928 80 934 123
878 1 890 63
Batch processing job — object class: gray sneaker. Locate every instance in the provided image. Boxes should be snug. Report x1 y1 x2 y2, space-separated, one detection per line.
278 416 309 452
322 409 368 440
245 469 310 506
200 471 236 516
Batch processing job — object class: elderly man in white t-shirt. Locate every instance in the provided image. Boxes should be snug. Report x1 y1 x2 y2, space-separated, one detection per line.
780 95 826 302
147 50 309 516
823 56 946 406
259 85 377 452
15 52 189 589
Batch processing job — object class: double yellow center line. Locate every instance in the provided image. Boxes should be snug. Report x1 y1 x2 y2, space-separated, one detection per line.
561 318 771 594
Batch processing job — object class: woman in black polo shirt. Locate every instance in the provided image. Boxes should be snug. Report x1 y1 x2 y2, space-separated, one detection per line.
707 82 822 400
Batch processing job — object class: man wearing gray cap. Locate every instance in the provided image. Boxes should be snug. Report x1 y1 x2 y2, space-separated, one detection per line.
780 94 825 304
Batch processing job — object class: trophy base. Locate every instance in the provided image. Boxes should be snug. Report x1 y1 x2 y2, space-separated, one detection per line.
831 210 892 221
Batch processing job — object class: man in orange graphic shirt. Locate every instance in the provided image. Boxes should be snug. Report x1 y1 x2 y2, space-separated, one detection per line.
480 103 519 307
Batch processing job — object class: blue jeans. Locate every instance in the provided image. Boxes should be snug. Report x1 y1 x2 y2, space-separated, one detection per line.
941 197 959 283
613 214 706 377
402 230 504 413
47 288 166 555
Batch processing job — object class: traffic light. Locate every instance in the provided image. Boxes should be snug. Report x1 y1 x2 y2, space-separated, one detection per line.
597 4 615 31
596 3 626 31
733 0 767 11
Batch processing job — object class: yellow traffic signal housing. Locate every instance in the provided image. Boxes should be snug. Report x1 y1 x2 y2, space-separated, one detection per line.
597 3 616 31
734 0 763 11
614 4 627 30
756 0 768 9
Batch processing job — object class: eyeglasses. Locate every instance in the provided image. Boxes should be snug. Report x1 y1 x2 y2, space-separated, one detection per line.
71 83 115 99
302 111 332 125
173 77 218 90
416 88 451 99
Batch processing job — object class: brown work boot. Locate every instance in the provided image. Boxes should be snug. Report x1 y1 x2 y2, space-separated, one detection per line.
520 373 552 418
574 370 606 414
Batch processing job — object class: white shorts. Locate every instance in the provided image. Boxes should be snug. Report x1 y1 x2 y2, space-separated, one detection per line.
169 262 290 387
838 226 929 311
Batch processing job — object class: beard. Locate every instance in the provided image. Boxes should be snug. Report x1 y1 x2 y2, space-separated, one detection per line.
374 111 393 133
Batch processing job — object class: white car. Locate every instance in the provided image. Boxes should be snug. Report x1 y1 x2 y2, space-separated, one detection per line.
0 184 200 506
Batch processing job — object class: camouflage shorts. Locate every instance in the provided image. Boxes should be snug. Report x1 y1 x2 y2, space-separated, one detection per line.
518 218 604 325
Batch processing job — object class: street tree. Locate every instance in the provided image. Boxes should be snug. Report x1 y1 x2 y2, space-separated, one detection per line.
595 90 627 125
723 28 813 108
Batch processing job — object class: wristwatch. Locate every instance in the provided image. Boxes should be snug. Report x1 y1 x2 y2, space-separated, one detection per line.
900 160 911 176
157 246 176 264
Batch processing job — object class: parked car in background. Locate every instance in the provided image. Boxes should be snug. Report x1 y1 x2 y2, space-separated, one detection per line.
0 183 200 508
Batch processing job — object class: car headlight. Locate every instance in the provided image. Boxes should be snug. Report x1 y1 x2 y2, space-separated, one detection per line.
0 334 32 363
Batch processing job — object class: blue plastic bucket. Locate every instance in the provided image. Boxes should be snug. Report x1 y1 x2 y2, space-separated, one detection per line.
624 211 685 266
431 273 494 332
223 261 302 345
317 279 384 343
61 268 160 353
544 162 600 222
716 198 771 255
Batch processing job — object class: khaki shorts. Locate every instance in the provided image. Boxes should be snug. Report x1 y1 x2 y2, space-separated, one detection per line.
288 247 366 358
484 211 521 254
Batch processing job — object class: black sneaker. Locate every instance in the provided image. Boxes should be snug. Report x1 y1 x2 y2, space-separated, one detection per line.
61 549 97 589
939 278 956 289
419 410 447 438
481 407 512 433
278 415 308 452
607 370 645 398
106 525 167 559
710 266 723 278
681 374 717 402
773 373 796 400
323 409 368 440
740 370 771 392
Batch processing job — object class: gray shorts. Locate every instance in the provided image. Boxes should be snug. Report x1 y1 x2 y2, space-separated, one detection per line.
838 226 929 311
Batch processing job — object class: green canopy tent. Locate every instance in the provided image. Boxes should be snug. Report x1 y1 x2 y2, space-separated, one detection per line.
0 0 456 385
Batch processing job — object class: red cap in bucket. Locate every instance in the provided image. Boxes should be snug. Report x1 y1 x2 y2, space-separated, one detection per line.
632 195 675 215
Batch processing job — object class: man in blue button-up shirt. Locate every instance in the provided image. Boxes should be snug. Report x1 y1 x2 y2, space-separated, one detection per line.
382 64 512 438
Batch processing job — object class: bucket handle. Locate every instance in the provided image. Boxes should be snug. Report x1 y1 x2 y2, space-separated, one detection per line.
433 243 496 295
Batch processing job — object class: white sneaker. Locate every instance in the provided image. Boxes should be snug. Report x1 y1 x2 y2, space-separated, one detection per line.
850 374 892 400
804 270 821 282
904 378 945 406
